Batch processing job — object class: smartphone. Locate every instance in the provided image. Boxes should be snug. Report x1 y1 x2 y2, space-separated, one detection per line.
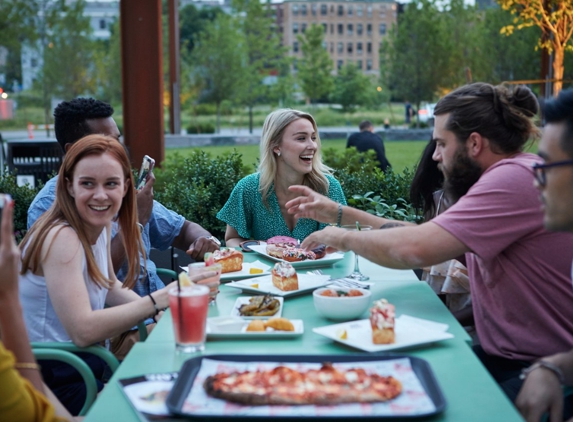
239 240 260 252
136 155 155 190
0 194 11 242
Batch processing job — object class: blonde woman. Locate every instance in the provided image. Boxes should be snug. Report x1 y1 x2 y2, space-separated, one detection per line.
217 109 346 247
19 135 213 415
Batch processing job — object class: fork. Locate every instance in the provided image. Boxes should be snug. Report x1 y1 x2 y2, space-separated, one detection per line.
330 277 371 290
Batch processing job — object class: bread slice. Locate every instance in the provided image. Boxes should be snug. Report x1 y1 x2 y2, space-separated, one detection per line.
271 262 298 291
370 299 395 344
212 249 243 273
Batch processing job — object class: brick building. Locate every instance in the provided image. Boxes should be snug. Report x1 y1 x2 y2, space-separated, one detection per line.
274 0 397 75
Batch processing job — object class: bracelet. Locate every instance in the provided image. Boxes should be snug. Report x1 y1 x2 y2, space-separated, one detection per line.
336 203 343 227
14 362 41 371
520 360 565 385
148 294 160 316
137 223 144 233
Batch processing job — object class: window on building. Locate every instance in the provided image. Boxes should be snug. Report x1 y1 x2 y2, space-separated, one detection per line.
302 23 307 33
322 41 327 50
367 59 372 70
347 24 353 36
293 23 299 34
357 42 363 54
367 23 372 36
347 42 353 54
367 6 372 17
337 42 343 53
379 23 386 35
338 23 343 35
337 60 343 70
322 23 327 34
293 41 299 52
330 5 334 13
379 4 386 17
338 5 343 16
293 4 299 15
367 42 372 53
348 5 353 16
330 42 334 53
357 60 363 70
330 23 334 34
357 6 363 17
312 4 317 16
293 59 298 71
357 23 363 36
99 19 106 29
301 4 307 16
321 4 327 15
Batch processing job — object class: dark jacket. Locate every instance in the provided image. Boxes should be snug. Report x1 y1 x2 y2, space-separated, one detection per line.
346 130 391 172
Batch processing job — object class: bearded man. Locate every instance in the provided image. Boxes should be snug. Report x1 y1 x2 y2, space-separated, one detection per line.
286 83 573 402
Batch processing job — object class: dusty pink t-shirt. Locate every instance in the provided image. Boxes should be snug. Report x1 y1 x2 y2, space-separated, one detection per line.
433 152 573 361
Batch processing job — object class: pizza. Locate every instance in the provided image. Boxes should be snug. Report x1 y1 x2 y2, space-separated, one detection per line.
203 362 402 405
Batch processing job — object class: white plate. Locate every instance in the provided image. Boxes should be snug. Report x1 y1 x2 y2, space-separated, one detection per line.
226 274 332 297
312 315 454 352
207 318 304 339
180 261 271 282
249 244 344 269
230 296 284 319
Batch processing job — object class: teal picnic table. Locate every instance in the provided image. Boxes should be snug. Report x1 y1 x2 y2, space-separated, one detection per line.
84 252 524 421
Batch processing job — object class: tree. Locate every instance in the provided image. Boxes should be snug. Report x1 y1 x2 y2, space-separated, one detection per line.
498 0 573 95
93 18 122 106
330 63 374 113
232 0 289 133
380 0 449 124
297 24 334 104
190 14 246 132
179 3 223 54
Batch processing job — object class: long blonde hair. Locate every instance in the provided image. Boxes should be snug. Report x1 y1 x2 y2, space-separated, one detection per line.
20 135 145 289
258 109 332 205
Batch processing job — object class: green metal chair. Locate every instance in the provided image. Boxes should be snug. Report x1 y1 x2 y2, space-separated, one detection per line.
31 342 120 373
156 267 178 281
33 348 98 416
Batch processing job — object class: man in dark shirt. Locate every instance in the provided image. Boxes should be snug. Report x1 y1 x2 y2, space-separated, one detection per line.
346 120 391 172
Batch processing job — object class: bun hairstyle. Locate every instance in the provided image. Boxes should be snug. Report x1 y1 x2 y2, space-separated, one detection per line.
434 83 540 154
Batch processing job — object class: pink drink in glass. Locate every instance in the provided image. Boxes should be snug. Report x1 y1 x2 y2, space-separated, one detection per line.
169 285 210 352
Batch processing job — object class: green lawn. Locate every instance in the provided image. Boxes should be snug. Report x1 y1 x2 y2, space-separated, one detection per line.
165 139 429 173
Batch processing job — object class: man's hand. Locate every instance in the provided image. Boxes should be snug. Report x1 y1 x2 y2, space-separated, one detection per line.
300 226 347 253
516 367 563 422
286 185 339 224
136 171 155 226
186 236 220 261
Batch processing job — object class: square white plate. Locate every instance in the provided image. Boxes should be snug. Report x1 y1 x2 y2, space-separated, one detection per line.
180 261 271 282
206 318 304 339
312 315 454 352
226 274 332 297
230 296 284 319
249 244 344 269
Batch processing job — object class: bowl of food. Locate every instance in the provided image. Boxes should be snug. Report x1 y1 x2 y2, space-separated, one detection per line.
313 287 372 321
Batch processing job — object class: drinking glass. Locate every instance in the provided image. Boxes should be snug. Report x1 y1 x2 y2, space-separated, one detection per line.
341 224 372 281
188 262 222 306
169 284 210 353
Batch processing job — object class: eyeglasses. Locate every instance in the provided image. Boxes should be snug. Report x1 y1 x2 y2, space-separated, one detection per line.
532 160 573 186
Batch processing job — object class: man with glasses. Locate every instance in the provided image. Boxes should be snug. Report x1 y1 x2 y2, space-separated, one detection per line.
291 83 573 402
516 88 573 422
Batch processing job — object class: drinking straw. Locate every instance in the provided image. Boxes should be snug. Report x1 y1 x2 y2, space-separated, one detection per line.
356 221 361 231
177 273 183 345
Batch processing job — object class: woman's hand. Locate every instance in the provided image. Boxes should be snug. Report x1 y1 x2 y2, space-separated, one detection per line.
0 198 20 297
286 185 339 224
157 271 218 308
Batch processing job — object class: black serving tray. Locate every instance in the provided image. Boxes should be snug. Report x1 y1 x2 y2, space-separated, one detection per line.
166 354 447 420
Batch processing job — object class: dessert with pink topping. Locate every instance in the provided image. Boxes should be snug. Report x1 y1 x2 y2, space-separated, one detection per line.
369 299 395 344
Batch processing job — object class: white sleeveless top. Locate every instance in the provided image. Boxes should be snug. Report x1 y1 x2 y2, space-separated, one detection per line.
19 228 109 343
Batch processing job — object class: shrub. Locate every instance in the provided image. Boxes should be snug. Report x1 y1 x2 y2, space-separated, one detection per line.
154 150 250 240
0 173 40 242
186 122 216 134
348 193 422 223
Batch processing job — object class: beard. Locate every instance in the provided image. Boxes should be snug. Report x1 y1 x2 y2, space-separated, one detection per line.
442 146 483 202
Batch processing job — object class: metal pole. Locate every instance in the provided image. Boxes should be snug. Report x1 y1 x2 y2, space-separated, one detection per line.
169 0 181 135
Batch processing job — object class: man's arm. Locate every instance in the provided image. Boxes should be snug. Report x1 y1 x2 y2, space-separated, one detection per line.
516 349 573 422
301 222 469 269
172 220 219 260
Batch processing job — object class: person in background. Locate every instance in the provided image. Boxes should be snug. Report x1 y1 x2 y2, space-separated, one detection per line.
410 139 474 338
20 135 213 415
516 88 573 422
405 100 414 124
27 98 220 359
217 108 346 247
346 120 391 172
0 195 74 421
288 83 573 402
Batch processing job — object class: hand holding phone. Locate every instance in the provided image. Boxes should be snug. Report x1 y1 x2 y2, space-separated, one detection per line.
136 155 155 190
